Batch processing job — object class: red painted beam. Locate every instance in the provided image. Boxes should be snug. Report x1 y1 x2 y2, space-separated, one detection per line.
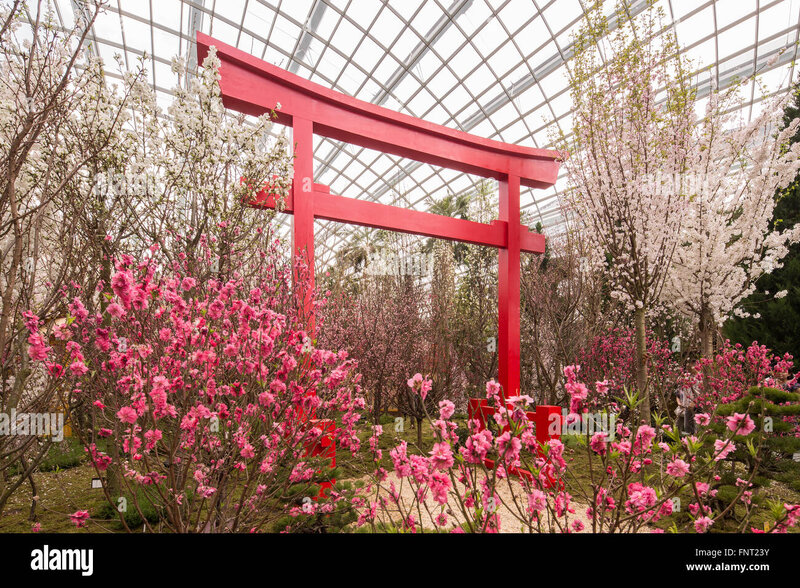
196 33 562 189
250 186 545 254
313 192 507 249
519 230 546 255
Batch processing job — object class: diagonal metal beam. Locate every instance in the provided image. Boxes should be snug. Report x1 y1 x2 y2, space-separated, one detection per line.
318 0 797 263
288 0 327 74
185 0 205 87
345 0 652 215
373 0 473 107
459 0 651 132
312 0 475 252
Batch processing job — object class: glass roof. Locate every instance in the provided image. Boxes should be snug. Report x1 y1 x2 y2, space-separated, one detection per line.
48 0 800 267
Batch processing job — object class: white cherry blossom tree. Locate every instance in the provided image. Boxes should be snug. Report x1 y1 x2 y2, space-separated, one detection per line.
663 84 800 357
561 3 693 422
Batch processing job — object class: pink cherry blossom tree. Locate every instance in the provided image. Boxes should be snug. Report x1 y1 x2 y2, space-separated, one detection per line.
321 272 426 426
25 244 366 532
576 327 681 415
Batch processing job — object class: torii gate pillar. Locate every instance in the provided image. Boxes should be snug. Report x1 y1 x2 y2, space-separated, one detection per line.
498 174 522 397
291 116 316 324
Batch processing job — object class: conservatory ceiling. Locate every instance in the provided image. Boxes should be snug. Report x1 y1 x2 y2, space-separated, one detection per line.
47 0 800 267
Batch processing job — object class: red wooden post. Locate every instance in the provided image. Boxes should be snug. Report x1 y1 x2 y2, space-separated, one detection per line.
306 419 336 499
291 117 316 328
534 405 562 445
498 174 521 401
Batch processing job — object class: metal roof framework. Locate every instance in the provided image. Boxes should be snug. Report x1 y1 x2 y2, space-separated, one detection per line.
47 0 800 267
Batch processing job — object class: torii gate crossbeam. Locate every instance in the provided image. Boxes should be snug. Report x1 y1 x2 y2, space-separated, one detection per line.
197 32 561 400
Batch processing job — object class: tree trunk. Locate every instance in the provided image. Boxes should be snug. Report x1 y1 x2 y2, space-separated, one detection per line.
416 417 423 447
699 308 714 359
634 306 650 424
25 460 37 521
373 385 382 425
0 181 23 384
699 307 715 394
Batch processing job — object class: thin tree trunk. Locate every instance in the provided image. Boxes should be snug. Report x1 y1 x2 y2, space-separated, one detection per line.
634 306 650 424
0 181 23 375
24 459 37 521
373 384 382 425
699 307 715 395
699 308 714 359
99 237 123 500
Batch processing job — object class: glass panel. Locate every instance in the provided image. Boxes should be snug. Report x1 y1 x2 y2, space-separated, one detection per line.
280 0 313 24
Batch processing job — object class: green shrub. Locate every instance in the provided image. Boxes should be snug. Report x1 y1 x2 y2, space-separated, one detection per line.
96 488 163 529
39 439 85 472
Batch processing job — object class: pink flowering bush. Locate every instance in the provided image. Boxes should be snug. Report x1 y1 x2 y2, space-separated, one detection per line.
26 244 366 532
575 327 680 408
351 366 800 533
710 384 800 510
689 340 794 412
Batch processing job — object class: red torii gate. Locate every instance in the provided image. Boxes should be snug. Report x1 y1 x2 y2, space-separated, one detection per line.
197 32 561 427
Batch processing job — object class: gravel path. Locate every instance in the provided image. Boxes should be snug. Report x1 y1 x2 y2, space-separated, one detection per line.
360 471 598 533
